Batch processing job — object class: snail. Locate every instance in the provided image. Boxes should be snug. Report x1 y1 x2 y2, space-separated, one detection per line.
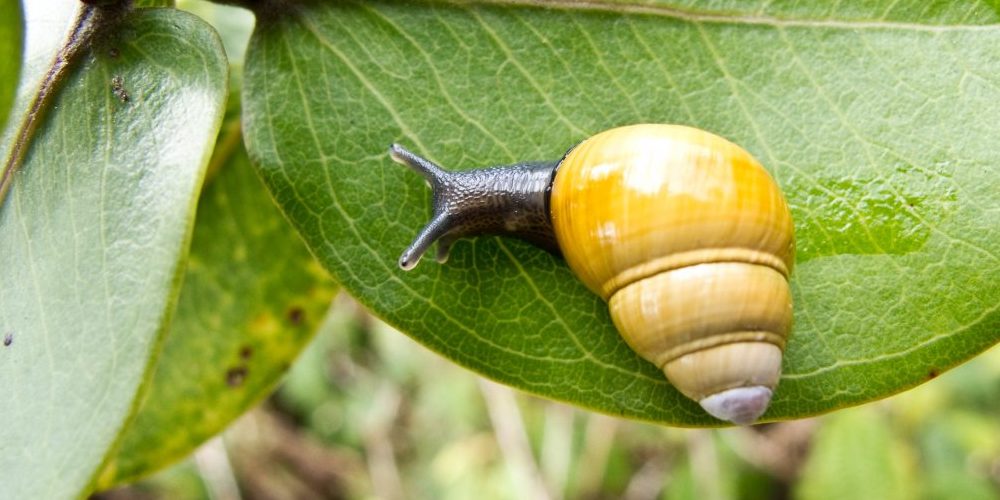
390 124 794 425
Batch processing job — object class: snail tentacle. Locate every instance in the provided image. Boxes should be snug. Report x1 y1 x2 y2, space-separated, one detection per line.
391 144 561 268
435 234 458 264
399 211 450 270
389 143 448 186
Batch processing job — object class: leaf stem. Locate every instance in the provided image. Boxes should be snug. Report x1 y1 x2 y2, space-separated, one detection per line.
0 4 103 207
203 119 244 187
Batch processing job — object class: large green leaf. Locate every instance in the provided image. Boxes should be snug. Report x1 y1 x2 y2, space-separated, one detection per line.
99 129 338 487
242 1 1000 426
0 5 227 498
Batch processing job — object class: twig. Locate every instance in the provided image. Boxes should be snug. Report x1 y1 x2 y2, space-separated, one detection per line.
194 437 243 500
478 379 552 500
574 413 618 497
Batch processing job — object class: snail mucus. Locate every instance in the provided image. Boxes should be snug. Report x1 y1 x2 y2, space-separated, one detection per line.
390 124 795 425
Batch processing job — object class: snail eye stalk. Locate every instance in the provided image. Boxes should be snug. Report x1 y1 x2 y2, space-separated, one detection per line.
390 144 559 269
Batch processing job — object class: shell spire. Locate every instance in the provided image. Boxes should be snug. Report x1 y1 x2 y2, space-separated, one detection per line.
700 386 773 425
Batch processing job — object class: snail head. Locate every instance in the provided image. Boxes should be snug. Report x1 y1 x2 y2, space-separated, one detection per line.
389 144 559 270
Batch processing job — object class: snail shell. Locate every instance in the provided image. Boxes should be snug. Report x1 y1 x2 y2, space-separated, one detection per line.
390 124 795 425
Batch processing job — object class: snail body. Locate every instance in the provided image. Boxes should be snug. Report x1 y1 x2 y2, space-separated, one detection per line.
390 124 794 425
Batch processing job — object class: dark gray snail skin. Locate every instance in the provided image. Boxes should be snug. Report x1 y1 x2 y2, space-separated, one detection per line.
389 144 561 269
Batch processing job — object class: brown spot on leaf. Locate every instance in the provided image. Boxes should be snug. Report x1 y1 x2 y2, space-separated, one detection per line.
111 75 129 103
287 306 305 326
928 369 939 380
3 333 11 347
239 345 253 360
226 366 248 387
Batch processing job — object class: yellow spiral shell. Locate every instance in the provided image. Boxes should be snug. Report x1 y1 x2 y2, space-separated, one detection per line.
550 124 795 424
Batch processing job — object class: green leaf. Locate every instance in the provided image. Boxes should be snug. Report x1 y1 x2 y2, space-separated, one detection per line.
796 408 917 500
242 1 1000 426
0 0 22 130
0 5 227 498
178 0 255 66
99 129 338 487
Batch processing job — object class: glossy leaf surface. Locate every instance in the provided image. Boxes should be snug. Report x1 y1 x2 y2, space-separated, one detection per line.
0 6 227 497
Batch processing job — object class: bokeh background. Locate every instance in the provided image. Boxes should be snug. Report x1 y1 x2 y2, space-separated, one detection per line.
95 294 1000 500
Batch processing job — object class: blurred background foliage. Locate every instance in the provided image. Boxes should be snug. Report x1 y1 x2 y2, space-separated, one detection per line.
98 292 1000 500
93 2 1000 498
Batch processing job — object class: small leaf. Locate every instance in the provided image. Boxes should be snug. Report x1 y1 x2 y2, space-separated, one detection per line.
242 1 1000 425
99 131 338 487
177 0 255 66
0 5 227 498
